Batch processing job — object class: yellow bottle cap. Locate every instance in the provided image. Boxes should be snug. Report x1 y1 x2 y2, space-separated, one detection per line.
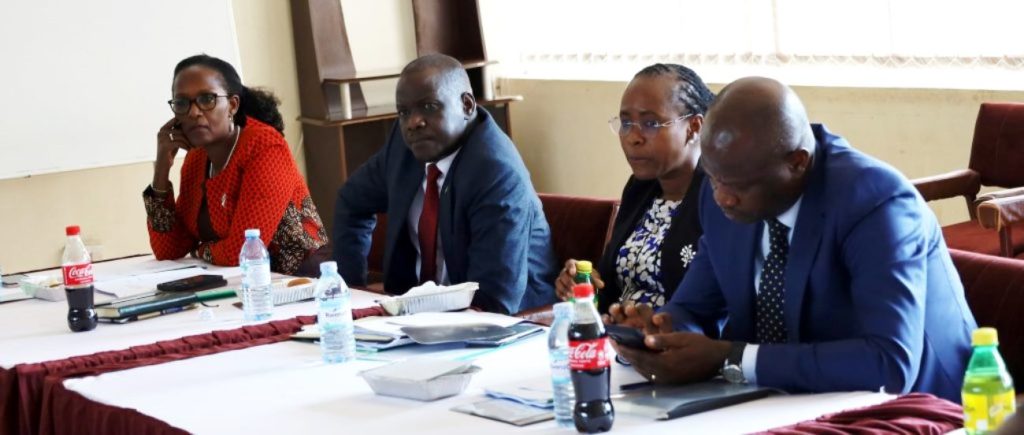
972 327 999 346
576 260 593 274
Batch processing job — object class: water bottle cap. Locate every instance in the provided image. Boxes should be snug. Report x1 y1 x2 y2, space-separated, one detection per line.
66 225 80 236
552 301 573 318
244 229 260 238
972 327 999 346
575 260 593 274
319 261 338 273
573 283 594 299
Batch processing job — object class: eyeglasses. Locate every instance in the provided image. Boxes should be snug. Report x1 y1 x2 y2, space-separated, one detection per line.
167 93 230 115
609 114 694 138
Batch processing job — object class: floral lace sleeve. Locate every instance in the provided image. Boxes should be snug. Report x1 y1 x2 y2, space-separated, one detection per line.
143 184 177 233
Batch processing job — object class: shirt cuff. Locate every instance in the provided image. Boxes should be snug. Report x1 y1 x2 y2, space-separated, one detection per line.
742 343 759 384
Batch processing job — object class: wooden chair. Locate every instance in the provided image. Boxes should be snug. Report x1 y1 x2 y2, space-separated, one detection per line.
949 249 1024 389
912 102 1024 257
537 193 619 266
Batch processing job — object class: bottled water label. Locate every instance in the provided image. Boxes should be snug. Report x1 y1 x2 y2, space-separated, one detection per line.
241 263 271 287
317 281 355 364
241 262 273 322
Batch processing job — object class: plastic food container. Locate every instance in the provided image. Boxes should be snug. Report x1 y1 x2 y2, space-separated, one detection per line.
379 283 479 316
360 360 480 401
19 275 65 301
272 277 316 306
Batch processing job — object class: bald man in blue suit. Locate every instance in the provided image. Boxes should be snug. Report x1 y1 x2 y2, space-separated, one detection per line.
611 77 976 403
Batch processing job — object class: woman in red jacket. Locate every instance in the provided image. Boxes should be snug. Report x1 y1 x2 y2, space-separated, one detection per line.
144 54 328 276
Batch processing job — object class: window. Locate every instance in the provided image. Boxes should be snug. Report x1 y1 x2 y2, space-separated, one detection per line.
480 0 1024 89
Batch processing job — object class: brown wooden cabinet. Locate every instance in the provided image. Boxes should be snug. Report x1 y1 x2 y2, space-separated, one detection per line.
290 0 519 236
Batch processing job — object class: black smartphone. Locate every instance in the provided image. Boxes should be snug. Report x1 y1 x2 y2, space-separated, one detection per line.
157 274 227 292
605 324 647 349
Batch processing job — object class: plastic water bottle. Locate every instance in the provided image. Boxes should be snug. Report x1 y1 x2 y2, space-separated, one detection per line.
549 301 575 428
315 261 355 363
239 229 273 321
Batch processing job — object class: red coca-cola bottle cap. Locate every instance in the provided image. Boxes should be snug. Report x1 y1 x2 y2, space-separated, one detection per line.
573 283 594 299
66 225 80 236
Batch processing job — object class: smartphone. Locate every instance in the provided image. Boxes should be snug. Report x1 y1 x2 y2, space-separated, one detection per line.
157 274 227 292
605 324 647 349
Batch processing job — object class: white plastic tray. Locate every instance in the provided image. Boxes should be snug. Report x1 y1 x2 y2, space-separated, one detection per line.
379 284 478 316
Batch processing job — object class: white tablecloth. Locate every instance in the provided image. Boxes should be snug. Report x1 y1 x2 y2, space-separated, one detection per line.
64 335 893 434
0 256 381 368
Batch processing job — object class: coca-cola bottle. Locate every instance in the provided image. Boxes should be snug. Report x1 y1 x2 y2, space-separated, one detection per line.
62 225 97 332
569 283 614 433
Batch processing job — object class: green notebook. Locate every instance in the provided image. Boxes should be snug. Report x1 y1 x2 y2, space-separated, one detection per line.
96 288 236 319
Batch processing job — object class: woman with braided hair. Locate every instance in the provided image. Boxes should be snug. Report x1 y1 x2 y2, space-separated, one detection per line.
555 64 715 313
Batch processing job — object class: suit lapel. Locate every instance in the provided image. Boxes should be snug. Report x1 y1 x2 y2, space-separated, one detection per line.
727 221 760 342
782 144 827 342
387 155 425 292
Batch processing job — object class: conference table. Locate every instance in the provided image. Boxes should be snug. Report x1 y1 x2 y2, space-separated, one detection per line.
0 256 959 434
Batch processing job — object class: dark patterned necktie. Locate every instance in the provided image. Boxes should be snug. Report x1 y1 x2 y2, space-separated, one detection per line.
418 164 441 284
756 218 790 344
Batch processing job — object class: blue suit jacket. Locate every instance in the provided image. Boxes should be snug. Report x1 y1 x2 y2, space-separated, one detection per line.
663 124 976 402
332 109 557 314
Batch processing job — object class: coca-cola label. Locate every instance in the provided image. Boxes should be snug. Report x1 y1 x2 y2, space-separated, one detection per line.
569 338 611 370
62 263 93 286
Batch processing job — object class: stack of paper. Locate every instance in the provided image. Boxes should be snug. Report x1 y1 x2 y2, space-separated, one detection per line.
484 378 554 409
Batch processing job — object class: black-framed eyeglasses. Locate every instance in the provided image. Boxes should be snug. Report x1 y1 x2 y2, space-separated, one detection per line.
167 93 231 115
609 114 694 138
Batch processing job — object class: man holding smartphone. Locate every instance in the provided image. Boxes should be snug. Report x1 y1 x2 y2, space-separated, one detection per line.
606 77 975 403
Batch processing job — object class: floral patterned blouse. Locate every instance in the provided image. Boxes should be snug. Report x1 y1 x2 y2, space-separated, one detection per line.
615 198 694 308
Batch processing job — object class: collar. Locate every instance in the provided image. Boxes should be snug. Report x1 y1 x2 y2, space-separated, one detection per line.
426 147 460 176
773 196 803 230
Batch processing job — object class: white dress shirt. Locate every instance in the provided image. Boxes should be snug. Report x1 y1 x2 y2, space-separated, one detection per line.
407 149 460 285
743 196 802 384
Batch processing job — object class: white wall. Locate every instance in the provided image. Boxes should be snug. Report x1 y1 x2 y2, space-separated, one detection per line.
0 0 302 273
2 1 1017 274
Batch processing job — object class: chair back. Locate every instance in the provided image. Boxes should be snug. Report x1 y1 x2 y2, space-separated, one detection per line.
969 102 1024 188
538 193 619 266
950 248 1024 383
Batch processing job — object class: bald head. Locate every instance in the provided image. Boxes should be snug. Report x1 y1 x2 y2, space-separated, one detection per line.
699 77 816 223
703 77 814 161
400 53 473 99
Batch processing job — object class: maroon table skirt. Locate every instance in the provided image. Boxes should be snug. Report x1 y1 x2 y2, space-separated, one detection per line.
1 307 385 435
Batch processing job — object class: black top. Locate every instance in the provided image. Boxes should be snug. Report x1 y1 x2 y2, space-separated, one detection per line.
597 166 705 313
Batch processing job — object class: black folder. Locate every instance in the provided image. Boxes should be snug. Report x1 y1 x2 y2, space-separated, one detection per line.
614 379 779 420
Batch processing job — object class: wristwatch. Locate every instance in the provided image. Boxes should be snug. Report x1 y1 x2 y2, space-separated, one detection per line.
721 341 747 384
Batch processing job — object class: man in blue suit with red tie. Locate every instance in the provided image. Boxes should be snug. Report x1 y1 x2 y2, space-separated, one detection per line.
333 54 557 314
611 77 976 402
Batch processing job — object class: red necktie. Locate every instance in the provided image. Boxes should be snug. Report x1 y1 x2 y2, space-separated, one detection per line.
418 164 442 284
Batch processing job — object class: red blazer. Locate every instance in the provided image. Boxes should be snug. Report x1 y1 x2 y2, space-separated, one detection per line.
144 117 327 273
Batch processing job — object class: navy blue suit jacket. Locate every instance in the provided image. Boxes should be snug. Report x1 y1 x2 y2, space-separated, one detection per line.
663 124 976 402
332 109 557 314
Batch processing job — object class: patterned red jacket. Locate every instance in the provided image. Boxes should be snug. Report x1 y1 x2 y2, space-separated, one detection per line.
144 117 327 274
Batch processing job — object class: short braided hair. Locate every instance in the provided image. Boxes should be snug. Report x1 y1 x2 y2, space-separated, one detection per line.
634 63 715 117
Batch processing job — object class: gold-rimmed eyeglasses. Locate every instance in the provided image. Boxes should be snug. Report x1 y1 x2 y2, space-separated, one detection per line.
608 114 693 138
